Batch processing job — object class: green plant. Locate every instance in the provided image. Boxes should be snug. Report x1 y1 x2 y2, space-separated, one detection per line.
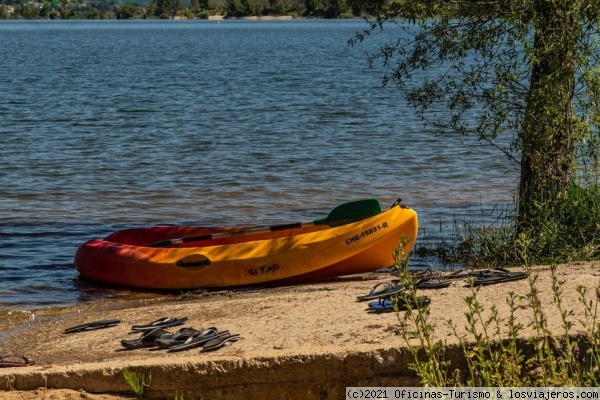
415 178 600 269
123 368 152 397
392 236 453 386
392 240 600 387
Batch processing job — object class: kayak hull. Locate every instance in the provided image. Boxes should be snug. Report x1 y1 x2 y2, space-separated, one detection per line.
74 204 418 289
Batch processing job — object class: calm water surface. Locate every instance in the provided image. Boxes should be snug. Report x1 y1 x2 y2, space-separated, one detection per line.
0 20 518 311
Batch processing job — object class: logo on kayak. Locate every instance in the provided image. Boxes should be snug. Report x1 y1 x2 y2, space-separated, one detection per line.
247 263 280 277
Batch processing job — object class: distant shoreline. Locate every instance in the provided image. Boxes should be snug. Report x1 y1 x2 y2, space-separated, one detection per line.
206 15 295 20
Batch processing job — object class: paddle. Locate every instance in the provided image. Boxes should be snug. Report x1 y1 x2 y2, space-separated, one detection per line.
149 199 382 248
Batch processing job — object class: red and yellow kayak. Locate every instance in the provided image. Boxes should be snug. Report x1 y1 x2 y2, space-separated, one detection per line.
74 200 418 289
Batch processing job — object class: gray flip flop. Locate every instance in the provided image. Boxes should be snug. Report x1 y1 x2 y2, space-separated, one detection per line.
470 268 527 286
201 333 241 352
63 319 120 334
121 328 169 350
167 328 228 352
154 327 206 349
130 317 188 332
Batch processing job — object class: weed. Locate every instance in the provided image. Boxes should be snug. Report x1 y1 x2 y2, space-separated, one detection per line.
4 376 15 391
122 368 152 397
392 239 600 387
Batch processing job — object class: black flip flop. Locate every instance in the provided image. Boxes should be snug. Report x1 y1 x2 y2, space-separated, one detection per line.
356 282 405 301
201 333 241 352
121 328 170 350
63 319 120 334
367 296 431 313
154 327 207 349
470 268 527 286
130 317 188 332
442 268 476 279
0 354 36 368
167 328 228 353
414 276 451 289
409 268 441 278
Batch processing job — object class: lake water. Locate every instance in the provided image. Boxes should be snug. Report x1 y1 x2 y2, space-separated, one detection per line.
0 19 518 311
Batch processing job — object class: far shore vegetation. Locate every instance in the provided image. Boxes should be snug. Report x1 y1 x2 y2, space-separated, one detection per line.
0 0 358 20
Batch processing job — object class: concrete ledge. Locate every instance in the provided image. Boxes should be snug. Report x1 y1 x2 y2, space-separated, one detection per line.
1 347 447 399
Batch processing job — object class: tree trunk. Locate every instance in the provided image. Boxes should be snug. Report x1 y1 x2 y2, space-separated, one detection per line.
518 0 579 231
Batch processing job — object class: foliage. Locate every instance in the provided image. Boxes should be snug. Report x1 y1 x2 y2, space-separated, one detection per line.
116 3 143 18
518 177 600 263
123 368 152 397
392 242 600 386
0 0 337 18
348 0 600 250
415 176 600 267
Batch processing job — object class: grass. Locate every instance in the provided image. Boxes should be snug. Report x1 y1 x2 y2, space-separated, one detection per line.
415 178 600 269
392 235 600 387
122 368 152 398
122 369 207 400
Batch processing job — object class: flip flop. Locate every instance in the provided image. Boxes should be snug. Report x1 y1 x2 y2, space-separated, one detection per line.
442 268 476 279
409 268 441 278
154 327 208 349
121 328 170 350
367 296 431 313
63 319 120 334
414 275 451 289
130 317 188 332
470 268 527 286
201 333 241 352
0 354 36 368
167 329 229 353
356 282 405 301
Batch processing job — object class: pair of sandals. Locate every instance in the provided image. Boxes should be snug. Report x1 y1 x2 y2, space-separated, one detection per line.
157 327 240 352
411 267 527 287
121 326 240 353
430 267 527 286
355 275 450 303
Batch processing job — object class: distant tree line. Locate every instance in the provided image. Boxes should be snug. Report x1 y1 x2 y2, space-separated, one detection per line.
0 0 355 19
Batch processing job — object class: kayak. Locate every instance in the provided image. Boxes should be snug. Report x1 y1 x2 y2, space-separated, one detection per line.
74 199 418 290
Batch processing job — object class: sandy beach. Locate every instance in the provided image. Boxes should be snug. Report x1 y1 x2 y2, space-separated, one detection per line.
1 262 599 399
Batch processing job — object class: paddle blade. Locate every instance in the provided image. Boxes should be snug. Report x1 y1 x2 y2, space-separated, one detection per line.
315 199 381 227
